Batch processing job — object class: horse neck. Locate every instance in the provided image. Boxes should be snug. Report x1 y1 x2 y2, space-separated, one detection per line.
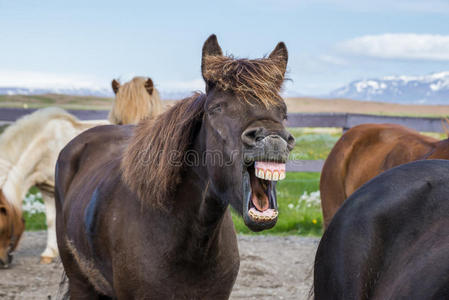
173 136 229 259
0 140 46 207
1 164 32 208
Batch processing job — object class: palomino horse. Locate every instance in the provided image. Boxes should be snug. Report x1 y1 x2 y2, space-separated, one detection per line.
320 123 449 227
109 76 163 124
0 107 107 266
0 193 24 268
55 34 295 298
315 160 449 299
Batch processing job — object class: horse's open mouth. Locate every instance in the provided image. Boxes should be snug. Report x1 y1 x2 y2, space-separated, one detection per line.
243 161 286 231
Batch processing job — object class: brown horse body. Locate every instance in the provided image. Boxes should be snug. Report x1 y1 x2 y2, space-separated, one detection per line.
56 35 294 298
320 123 449 227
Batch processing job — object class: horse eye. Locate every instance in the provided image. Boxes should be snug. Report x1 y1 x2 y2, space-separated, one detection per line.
210 104 222 114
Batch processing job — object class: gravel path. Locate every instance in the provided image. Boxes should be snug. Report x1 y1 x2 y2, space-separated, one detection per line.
0 232 319 299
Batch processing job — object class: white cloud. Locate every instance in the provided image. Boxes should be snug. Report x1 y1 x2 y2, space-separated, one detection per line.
317 55 347 65
309 0 449 14
338 34 449 61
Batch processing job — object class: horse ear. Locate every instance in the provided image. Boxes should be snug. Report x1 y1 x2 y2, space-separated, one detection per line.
201 34 223 86
144 78 154 96
111 79 120 94
269 42 288 78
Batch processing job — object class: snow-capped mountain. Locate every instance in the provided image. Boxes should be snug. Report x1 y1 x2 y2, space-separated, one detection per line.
0 86 113 97
330 71 449 104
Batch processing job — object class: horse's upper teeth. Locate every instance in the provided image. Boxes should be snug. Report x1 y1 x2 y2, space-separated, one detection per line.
254 161 286 181
265 170 272 180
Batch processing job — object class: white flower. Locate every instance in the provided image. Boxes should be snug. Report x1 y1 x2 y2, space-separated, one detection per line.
23 193 45 215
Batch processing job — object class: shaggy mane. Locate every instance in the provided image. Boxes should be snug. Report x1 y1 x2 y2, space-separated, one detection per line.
121 93 206 208
109 77 163 125
202 55 285 107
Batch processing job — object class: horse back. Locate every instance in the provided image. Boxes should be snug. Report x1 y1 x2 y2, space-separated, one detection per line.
320 123 437 227
55 124 133 295
315 160 449 299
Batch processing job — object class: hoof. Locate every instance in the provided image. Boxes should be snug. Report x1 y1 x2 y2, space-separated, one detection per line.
40 256 54 264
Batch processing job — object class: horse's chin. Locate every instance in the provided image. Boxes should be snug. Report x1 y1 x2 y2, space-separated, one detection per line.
242 161 285 232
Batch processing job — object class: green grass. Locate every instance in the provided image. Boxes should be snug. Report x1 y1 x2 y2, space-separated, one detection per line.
289 128 341 160
23 187 47 231
23 212 46 231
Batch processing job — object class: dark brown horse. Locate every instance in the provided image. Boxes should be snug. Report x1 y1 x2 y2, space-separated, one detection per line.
55 34 295 299
315 160 449 299
0 193 24 268
320 123 449 227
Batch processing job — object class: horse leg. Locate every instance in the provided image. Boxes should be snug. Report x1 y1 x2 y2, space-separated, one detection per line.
68 276 111 300
40 190 58 263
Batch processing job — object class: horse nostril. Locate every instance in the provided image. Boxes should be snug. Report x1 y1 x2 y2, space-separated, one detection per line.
242 127 265 146
287 134 295 148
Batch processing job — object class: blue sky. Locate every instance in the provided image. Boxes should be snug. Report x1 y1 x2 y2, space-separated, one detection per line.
1 0 449 96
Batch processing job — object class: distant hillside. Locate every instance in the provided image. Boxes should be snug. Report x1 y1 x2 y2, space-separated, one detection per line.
331 71 449 104
0 86 193 100
2 94 449 117
0 86 113 97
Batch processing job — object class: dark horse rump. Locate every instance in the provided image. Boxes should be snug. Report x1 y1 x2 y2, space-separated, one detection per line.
314 160 449 300
55 35 294 299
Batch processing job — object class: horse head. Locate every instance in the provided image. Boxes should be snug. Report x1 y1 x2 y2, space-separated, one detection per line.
109 76 163 125
0 192 25 268
198 35 295 231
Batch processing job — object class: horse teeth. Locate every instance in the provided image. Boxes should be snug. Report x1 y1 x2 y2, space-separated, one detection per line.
279 171 286 180
272 171 279 181
265 170 272 180
256 168 265 179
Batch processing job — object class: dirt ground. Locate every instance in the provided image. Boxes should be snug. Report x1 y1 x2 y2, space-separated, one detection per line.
0 232 319 300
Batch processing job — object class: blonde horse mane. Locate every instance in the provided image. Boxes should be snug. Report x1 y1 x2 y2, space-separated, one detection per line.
109 77 163 125
0 107 79 165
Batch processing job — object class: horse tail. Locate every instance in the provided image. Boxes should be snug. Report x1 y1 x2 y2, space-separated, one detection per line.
56 269 70 300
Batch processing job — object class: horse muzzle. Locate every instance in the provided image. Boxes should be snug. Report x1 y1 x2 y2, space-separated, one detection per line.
0 252 13 269
241 135 293 232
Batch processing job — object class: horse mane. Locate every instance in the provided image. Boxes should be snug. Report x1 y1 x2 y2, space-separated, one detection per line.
0 191 24 251
0 107 79 165
202 55 286 107
109 77 163 125
121 93 206 208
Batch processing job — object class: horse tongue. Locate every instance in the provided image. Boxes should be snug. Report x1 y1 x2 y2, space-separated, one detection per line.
250 171 269 211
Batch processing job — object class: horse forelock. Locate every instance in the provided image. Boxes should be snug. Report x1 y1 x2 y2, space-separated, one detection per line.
202 55 286 108
121 93 206 208
110 77 163 125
